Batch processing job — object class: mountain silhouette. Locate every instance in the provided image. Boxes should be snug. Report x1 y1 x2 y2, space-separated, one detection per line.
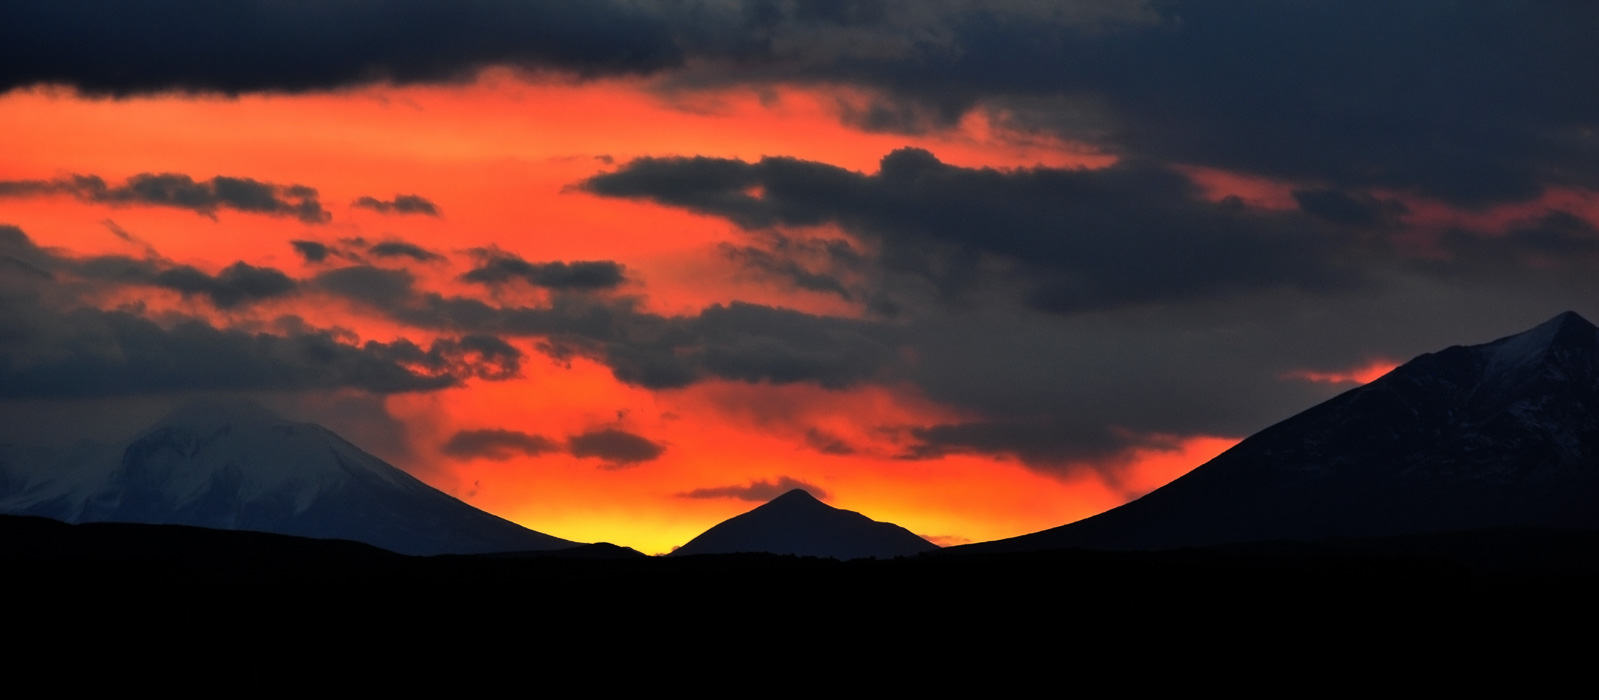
967 311 1599 552
0 399 577 555
670 489 938 559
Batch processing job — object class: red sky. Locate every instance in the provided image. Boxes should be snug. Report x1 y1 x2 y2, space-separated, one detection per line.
0 78 1238 552
4 2 1596 554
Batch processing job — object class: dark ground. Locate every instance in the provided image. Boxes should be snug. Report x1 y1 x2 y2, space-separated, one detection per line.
7 514 1594 682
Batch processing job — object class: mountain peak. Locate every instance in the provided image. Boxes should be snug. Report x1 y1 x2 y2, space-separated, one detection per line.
1477 310 1599 380
768 488 823 505
671 491 937 559
966 311 1599 552
152 398 289 434
3 399 579 555
1546 309 1593 329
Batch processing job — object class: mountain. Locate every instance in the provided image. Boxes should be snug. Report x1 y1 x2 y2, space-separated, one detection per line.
965 311 1599 552
670 489 938 559
0 400 578 555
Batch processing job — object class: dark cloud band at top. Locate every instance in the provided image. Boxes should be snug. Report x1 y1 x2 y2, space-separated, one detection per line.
1 0 684 96
5 1 1595 208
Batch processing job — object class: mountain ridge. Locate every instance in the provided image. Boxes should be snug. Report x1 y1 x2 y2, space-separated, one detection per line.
960 311 1599 552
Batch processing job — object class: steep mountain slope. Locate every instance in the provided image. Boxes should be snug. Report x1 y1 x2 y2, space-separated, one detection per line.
969 311 1599 552
0 400 577 555
670 489 938 559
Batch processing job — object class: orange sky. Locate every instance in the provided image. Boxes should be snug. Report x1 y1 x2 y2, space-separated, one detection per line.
3 74 1433 554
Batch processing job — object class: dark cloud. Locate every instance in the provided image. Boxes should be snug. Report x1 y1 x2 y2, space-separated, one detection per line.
0 0 684 96
804 428 855 456
0 309 491 398
720 233 861 300
153 262 297 309
441 428 560 461
1293 189 1410 230
0 226 519 399
291 240 332 263
315 255 900 391
6 2 1595 206
462 250 626 291
1436 211 1599 271
353 194 440 217
670 1 1599 206
368 240 444 262
313 266 418 308
903 418 1157 467
567 428 664 468
446 334 523 380
1 224 297 309
677 476 829 501
0 173 329 223
585 148 1358 313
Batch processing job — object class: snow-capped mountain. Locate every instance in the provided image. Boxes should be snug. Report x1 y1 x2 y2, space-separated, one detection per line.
670 489 937 559
970 311 1599 552
0 400 577 555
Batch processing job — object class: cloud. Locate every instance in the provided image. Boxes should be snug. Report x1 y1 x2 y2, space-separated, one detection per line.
368 240 444 262
804 428 855 456
1435 211 1599 271
661 1 1598 206
676 476 829 502
152 262 297 309
1293 189 1410 229
6 2 1594 207
353 194 440 217
0 309 501 398
0 172 329 223
441 428 560 461
566 428 664 468
1 223 298 310
720 233 861 301
322 260 898 390
0 225 521 398
290 240 332 263
902 419 1160 467
313 266 419 308
584 148 1359 313
461 250 626 290
0 0 684 95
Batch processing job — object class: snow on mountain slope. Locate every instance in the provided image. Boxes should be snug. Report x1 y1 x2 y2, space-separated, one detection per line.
0 400 577 555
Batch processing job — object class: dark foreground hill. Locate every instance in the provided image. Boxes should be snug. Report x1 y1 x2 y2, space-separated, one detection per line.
962 311 1599 553
8 513 1599 676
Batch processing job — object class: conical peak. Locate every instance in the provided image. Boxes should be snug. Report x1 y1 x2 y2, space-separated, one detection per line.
152 398 289 434
1479 310 1599 373
767 488 824 506
1550 309 1592 326
1530 310 1596 338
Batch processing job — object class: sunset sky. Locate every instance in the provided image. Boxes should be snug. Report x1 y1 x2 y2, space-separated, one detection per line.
4 1 1598 553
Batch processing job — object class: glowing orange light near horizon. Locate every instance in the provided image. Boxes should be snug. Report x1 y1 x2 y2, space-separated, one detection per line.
1283 360 1398 386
